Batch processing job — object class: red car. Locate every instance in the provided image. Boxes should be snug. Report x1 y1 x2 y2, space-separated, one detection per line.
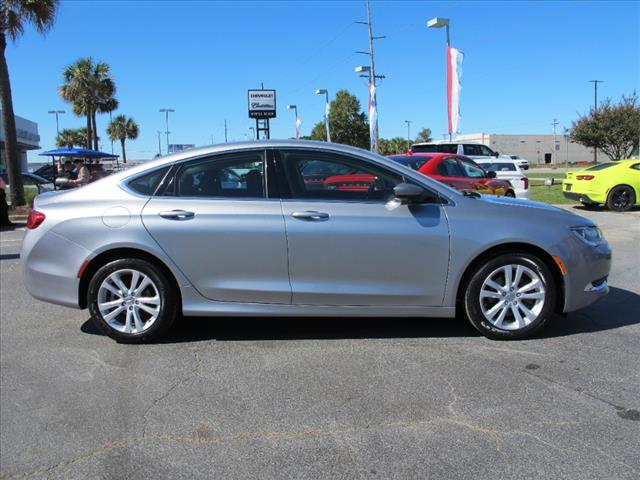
388 153 515 197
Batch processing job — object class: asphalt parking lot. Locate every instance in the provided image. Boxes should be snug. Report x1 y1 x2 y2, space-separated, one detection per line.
1 205 639 480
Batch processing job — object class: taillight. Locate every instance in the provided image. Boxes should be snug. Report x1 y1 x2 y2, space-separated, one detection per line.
523 178 529 189
26 210 46 229
576 175 595 180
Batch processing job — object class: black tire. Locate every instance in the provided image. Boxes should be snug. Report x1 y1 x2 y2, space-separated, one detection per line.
606 185 635 212
504 190 516 198
462 252 556 340
87 258 179 343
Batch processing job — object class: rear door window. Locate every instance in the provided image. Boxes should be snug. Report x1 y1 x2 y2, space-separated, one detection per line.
438 157 465 177
127 166 171 196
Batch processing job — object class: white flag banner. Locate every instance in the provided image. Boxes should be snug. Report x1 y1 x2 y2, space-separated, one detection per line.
368 83 377 149
447 46 464 135
295 116 301 140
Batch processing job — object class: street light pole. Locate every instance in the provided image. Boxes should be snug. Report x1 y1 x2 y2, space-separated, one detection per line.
224 119 228 142
159 108 175 154
47 110 65 137
404 120 412 144
427 17 451 141
315 89 331 142
249 126 256 140
589 80 603 164
157 131 162 156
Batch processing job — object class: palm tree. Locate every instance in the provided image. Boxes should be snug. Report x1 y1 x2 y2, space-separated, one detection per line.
107 115 139 163
56 128 87 148
59 57 116 150
1 0 59 206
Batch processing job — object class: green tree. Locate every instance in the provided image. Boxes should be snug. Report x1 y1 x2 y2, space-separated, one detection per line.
310 90 369 149
1 0 59 206
107 115 139 163
55 128 87 148
379 137 411 155
414 127 432 144
59 57 116 150
570 93 640 161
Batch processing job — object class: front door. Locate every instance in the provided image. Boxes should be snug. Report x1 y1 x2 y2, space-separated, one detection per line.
276 149 450 306
141 150 291 304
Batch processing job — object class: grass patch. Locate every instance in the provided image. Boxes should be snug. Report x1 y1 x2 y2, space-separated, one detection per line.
527 172 574 204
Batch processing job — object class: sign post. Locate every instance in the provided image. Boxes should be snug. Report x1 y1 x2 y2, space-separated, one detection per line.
248 89 276 139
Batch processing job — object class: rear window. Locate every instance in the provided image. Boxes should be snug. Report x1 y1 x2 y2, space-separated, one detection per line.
484 162 517 172
586 163 617 171
126 166 170 195
411 144 439 153
387 155 432 170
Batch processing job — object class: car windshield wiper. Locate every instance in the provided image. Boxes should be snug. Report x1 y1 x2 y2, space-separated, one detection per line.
462 190 481 199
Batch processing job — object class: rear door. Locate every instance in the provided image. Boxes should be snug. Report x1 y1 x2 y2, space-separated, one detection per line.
141 149 291 304
276 149 450 306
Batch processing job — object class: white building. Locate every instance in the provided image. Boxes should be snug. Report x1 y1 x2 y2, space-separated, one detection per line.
0 112 40 172
452 133 606 164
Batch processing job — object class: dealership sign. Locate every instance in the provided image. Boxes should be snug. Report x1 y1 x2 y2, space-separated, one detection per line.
248 90 276 119
168 144 195 154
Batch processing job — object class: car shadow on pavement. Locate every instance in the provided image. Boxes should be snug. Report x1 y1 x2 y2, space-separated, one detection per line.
567 204 640 213
80 287 639 344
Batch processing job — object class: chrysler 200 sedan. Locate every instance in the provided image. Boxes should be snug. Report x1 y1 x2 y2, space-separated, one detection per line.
21 141 611 343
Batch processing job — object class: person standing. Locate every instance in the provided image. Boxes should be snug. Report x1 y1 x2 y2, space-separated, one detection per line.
68 159 90 187
0 176 13 228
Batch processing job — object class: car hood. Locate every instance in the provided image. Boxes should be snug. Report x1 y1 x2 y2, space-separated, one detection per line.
480 194 563 212
476 194 594 226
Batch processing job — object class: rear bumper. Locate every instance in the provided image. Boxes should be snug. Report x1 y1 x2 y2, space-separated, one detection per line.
563 191 598 204
21 228 89 309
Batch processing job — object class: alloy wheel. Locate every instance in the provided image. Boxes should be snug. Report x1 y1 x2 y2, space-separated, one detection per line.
479 264 546 330
611 188 632 210
97 269 161 334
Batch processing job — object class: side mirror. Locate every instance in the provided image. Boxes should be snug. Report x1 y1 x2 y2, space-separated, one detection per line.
493 152 500 157
393 183 436 204
486 171 497 179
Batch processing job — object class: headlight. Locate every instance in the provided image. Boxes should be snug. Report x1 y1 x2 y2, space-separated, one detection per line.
571 225 604 246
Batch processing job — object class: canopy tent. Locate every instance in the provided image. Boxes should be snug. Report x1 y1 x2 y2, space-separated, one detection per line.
39 147 119 159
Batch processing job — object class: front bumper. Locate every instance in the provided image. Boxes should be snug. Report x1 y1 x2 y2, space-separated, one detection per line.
561 237 611 312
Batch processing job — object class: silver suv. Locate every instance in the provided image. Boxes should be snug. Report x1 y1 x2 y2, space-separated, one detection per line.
412 143 504 161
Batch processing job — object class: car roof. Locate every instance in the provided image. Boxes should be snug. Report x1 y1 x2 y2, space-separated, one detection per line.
388 152 449 158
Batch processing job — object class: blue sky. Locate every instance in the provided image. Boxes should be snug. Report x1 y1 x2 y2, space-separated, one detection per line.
8 0 640 161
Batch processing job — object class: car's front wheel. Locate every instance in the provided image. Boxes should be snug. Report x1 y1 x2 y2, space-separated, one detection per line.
463 252 556 340
607 185 635 212
87 258 179 343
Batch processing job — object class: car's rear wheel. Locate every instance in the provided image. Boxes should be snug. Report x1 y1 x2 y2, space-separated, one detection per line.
607 185 635 212
463 252 556 340
88 258 178 343
504 190 516 198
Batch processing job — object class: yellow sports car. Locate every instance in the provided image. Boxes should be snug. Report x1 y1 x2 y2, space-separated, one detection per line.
563 159 640 211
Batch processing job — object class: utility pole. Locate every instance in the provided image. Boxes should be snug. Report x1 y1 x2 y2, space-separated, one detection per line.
404 120 412 144
551 118 559 164
159 108 175 154
224 119 228 142
589 80 604 164
355 0 385 153
157 131 162 156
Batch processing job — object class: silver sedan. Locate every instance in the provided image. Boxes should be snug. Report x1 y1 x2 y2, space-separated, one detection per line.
21 141 611 342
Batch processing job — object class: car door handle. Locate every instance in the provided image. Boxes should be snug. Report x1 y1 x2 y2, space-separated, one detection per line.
291 211 330 221
158 210 195 220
